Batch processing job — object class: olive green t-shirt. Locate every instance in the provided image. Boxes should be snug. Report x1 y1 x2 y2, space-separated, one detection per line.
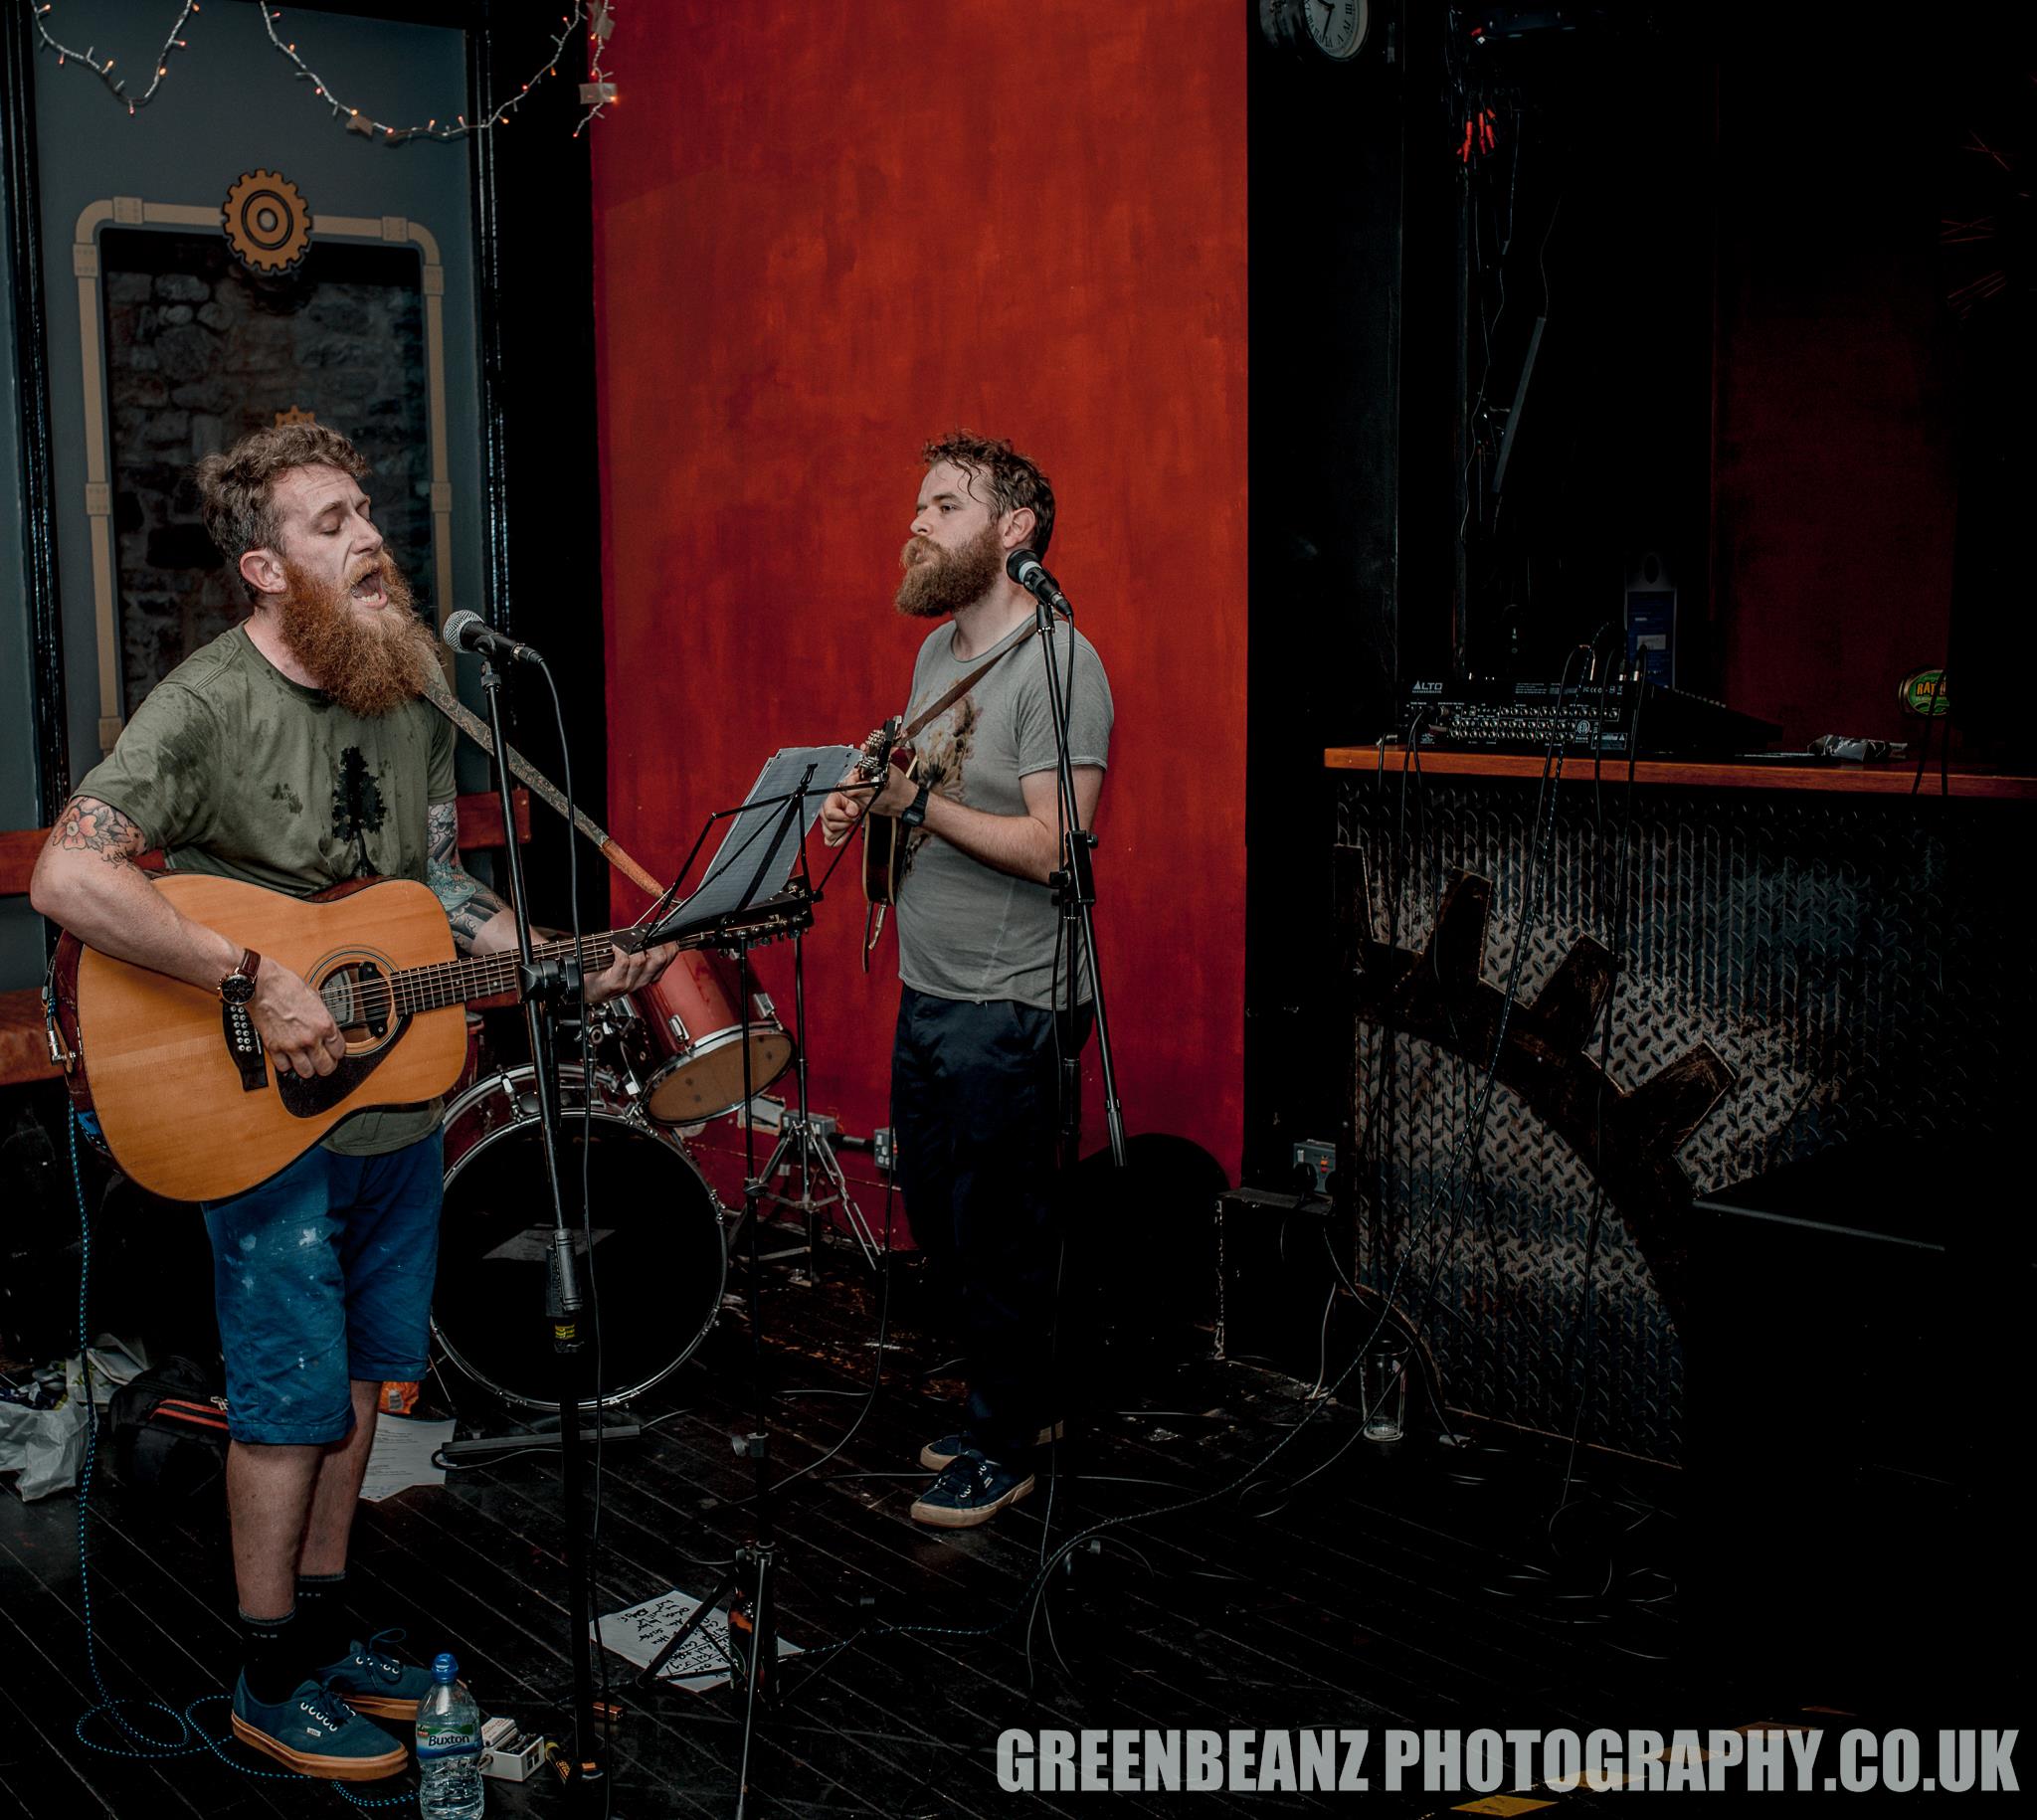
75 623 458 1159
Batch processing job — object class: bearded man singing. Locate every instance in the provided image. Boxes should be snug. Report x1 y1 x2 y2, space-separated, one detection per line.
30 423 675 1781
821 432 1113 1530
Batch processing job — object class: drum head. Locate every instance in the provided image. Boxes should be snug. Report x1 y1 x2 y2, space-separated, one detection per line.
643 1026 795 1125
434 1072 727 1410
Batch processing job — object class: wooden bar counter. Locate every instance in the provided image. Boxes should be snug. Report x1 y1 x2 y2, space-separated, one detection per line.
1325 743 2037 800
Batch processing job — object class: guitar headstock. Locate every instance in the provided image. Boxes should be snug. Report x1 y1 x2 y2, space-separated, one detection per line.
640 883 817 956
856 716 903 782
700 883 816 952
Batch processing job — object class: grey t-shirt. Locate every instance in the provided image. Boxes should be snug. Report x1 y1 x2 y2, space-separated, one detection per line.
75 623 457 1157
893 617 1113 1009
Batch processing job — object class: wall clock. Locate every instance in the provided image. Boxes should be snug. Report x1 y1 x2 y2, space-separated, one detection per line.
1259 0 1372 64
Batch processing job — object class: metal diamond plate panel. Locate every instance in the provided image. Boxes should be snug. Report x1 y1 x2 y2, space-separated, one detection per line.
1335 772 2030 1462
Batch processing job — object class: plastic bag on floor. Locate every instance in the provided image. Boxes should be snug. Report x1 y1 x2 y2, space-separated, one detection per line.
0 1358 89 1501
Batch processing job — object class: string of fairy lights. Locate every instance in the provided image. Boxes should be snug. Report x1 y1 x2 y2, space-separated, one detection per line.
26 0 619 137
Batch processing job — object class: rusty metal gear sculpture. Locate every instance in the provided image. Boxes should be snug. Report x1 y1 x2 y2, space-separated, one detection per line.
223 170 312 275
1349 865 1736 1331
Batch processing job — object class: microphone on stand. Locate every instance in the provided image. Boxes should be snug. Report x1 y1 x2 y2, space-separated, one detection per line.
443 609 544 666
1007 548 1073 619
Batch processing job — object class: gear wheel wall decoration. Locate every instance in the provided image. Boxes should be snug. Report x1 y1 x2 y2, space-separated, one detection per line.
273 407 317 427
1347 863 1737 1333
223 170 312 274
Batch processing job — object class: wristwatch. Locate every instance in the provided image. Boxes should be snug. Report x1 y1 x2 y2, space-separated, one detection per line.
219 949 263 1006
899 780 932 829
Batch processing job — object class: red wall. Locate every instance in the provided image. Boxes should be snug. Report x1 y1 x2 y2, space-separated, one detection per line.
1711 46 1959 745
591 4 1248 1216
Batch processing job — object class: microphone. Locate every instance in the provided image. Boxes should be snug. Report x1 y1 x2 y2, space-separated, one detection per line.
442 609 544 666
1006 548 1072 618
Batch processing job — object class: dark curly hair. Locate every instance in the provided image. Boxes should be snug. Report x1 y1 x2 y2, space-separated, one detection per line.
920 430 1055 558
195 423 370 597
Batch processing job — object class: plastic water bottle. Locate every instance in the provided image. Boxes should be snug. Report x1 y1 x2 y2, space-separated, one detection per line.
415 1652 482 1819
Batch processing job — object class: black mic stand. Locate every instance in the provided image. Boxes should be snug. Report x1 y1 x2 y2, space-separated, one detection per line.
1025 593 1127 1170
475 654 607 1796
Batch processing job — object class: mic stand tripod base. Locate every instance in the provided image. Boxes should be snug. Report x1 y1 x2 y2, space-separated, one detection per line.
634 1541 779 1702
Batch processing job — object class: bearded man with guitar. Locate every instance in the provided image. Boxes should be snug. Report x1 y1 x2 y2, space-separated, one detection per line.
820 432 1113 1530
29 423 675 1779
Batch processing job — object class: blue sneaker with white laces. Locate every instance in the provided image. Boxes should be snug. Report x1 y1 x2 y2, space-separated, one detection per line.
230 1673 408 1780
910 1452 1036 1528
312 1629 438 1722
919 1421 1064 1471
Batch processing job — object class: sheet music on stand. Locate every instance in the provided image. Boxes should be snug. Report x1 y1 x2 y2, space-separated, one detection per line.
649 744 855 944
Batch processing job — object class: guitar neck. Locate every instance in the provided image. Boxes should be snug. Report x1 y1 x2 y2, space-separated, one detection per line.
387 930 640 1014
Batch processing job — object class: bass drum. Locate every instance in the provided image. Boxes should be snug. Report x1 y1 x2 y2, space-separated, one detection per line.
434 1065 727 1411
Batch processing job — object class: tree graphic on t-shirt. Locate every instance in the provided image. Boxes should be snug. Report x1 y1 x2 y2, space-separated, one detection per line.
331 746 387 876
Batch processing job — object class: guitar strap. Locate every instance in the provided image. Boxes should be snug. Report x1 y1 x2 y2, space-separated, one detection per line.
900 622 1040 740
420 675 666 897
863 622 1043 966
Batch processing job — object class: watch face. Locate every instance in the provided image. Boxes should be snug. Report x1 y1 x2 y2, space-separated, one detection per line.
221 973 256 1006
1305 0 1369 60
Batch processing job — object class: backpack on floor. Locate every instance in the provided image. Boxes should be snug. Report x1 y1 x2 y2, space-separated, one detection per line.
105 1355 231 1502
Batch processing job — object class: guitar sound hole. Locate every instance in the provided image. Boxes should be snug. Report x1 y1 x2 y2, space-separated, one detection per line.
319 960 391 1042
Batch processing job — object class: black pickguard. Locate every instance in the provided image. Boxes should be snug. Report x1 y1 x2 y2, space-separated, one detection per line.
273 1012 412 1119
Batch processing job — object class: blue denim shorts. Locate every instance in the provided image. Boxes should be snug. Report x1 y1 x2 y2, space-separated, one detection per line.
202 1134 444 1444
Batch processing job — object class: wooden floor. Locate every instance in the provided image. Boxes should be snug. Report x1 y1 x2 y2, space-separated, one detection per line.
0 1220 2008 1819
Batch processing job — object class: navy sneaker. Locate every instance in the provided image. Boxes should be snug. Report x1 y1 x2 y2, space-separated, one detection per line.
910 1453 1036 1529
312 1630 438 1722
230 1673 408 1781
918 1421 1063 1471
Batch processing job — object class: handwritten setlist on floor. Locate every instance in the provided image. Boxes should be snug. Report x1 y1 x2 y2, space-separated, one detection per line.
593 1588 802 1692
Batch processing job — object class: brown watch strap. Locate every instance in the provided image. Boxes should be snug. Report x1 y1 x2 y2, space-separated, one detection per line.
235 948 263 985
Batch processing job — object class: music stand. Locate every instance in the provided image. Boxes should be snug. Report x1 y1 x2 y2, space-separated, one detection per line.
631 748 848 1817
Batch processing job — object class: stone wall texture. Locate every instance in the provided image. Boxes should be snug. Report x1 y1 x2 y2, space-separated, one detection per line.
100 229 432 712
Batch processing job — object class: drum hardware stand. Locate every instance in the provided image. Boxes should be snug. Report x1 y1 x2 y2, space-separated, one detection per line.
747 920 882 1279
439 1414 642 1462
473 649 609 1798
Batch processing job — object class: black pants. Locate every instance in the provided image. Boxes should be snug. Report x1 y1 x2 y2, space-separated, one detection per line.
890 986 1090 1463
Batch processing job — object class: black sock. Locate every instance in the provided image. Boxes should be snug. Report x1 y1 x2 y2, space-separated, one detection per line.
294 1570 352 1670
239 1608 304 1704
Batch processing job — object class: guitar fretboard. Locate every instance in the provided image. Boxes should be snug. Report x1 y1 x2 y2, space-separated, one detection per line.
321 931 634 1019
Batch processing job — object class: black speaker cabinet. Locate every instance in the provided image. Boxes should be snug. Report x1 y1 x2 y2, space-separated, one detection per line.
1685 1136 2027 1715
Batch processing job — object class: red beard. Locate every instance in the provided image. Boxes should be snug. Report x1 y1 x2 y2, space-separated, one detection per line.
895 520 1006 619
275 552 439 718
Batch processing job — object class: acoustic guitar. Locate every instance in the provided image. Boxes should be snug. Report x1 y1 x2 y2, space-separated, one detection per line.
47 872 800 1202
852 622 1040 923
855 716 918 911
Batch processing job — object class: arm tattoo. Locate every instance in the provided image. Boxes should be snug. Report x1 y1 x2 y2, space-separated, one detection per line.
49 797 147 866
425 801 509 951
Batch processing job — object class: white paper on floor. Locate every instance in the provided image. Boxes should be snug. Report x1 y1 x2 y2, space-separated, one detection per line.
359 1413 456 1502
594 1588 802 1692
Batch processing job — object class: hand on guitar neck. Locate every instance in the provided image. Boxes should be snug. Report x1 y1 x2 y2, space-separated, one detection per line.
820 719 920 849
